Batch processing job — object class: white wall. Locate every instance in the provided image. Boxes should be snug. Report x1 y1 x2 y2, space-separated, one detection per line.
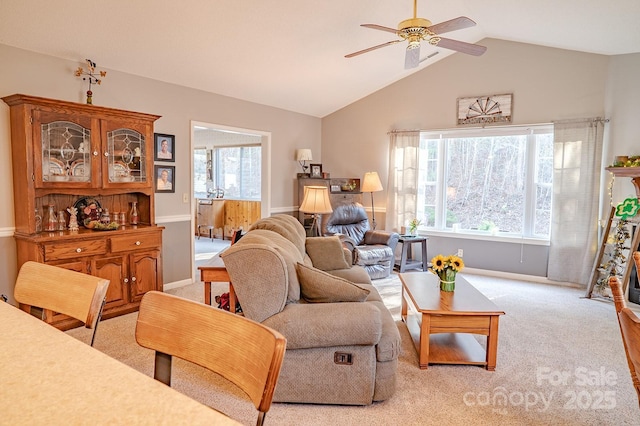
0 44 321 297
321 38 632 278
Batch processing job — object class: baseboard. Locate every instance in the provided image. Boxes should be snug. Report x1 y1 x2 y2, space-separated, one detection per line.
462 267 583 289
163 278 194 291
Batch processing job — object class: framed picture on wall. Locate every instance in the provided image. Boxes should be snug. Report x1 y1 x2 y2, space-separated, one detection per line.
310 163 323 178
154 133 175 162
155 165 175 193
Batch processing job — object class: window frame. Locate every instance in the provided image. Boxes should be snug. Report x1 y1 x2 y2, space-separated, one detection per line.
418 124 553 243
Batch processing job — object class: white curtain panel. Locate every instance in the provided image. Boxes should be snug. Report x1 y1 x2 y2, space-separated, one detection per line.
548 119 605 285
386 131 420 233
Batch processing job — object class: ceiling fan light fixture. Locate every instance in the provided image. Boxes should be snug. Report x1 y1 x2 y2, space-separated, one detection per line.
398 17 431 31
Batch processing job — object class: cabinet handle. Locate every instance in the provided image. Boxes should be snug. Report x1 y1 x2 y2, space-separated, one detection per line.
131 276 137 282
93 151 99 156
104 152 109 157
135 241 141 246
76 248 82 253
123 278 129 283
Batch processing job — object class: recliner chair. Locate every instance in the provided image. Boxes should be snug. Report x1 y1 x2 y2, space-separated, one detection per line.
323 203 399 280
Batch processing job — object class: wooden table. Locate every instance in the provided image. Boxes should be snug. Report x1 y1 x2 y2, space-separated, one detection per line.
198 251 237 313
400 272 505 370
395 236 429 272
0 301 239 425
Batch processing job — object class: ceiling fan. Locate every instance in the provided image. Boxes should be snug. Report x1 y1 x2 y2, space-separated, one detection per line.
345 0 487 69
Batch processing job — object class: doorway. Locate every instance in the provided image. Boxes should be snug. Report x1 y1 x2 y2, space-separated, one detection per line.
190 121 271 281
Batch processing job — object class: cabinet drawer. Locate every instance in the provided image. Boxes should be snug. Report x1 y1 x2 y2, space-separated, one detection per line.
44 240 108 261
110 233 161 253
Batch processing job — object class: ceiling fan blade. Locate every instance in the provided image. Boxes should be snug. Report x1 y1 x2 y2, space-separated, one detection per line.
419 51 439 63
404 45 421 69
345 40 402 58
427 16 476 35
361 23 399 34
434 37 487 56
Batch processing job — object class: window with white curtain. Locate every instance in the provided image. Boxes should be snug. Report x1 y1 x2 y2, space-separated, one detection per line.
417 125 553 239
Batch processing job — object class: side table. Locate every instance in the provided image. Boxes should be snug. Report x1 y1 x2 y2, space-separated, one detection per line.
395 236 428 273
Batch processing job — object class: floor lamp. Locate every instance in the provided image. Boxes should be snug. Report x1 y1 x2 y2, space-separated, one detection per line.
362 172 383 230
299 186 333 237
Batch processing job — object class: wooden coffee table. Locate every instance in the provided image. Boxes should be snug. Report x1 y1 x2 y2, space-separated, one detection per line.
400 272 505 370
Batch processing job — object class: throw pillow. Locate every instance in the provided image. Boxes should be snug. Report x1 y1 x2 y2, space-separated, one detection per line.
305 236 351 271
296 262 370 303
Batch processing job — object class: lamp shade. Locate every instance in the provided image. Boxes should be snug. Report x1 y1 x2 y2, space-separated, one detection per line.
296 149 313 162
299 186 333 214
362 172 383 192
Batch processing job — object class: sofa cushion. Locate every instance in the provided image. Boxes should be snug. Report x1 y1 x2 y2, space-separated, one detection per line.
305 236 350 271
296 263 370 303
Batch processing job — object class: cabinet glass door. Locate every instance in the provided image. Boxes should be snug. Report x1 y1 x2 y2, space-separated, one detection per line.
107 128 146 183
41 121 92 183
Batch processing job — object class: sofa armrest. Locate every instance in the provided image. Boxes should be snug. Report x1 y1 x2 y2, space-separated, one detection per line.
364 230 400 252
262 302 382 350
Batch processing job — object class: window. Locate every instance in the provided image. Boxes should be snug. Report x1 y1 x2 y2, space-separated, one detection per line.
212 145 261 200
193 148 208 197
417 125 553 239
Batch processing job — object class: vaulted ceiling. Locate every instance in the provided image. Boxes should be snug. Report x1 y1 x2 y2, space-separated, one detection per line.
1 0 639 117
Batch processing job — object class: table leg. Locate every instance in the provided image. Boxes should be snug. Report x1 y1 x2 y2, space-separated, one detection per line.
401 287 407 320
421 239 428 271
486 315 500 371
399 241 411 272
419 313 431 369
229 283 236 314
204 281 212 305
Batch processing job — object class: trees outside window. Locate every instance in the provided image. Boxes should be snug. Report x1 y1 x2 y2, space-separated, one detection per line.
417 125 553 239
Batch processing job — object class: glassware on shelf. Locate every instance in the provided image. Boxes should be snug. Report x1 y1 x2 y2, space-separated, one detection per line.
130 201 139 225
35 208 43 233
100 208 111 224
45 205 57 231
57 211 66 231
119 212 126 225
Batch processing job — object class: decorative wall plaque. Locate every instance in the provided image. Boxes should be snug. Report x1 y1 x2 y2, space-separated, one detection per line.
457 94 512 125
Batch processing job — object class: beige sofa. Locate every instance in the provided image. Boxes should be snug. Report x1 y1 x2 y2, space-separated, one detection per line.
221 214 401 405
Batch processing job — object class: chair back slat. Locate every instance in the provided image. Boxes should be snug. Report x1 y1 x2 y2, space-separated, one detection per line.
136 291 286 421
14 261 109 345
608 274 640 406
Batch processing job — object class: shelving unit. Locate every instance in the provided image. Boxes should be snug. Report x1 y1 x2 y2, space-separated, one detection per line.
3 94 164 330
585 207 640 299
586 166 640 301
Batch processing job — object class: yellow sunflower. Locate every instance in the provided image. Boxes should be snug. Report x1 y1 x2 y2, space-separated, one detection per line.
431 255 446 271
450 256 465 271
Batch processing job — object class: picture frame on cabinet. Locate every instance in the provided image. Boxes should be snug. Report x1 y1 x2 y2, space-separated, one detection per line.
154 133 175 162
155 165 175 193
309 163 323 178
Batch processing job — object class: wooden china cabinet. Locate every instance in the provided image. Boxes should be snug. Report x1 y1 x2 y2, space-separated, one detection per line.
2 94 164 330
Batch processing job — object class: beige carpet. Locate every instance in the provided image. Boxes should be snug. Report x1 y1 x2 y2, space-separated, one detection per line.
68 273 640 425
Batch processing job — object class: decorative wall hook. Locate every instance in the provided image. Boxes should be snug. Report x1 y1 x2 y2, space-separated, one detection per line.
74 59 106 104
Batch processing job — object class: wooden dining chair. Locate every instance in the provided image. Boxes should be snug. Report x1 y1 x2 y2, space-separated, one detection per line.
608 275 640 406
14 261 110 346
135 291 286 426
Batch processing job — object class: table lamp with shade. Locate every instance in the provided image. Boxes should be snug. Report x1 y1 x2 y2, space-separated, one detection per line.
362 171 383 230
296 149 313 174
299 185 332 236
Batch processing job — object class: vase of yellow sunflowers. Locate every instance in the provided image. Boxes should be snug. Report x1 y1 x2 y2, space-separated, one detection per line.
431 254 464 291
